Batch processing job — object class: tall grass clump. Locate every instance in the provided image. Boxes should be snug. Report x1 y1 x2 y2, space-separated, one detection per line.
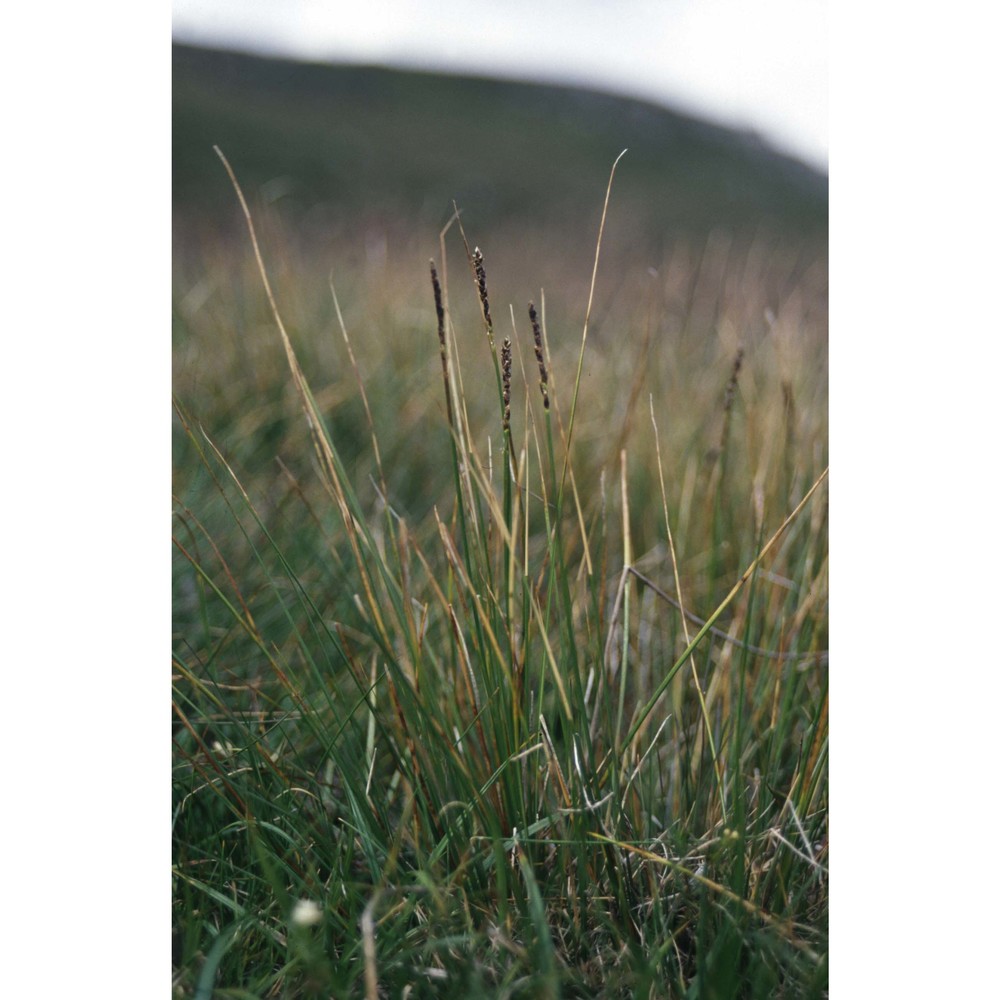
172 148 828 998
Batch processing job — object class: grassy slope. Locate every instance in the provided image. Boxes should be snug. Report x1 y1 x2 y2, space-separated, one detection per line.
173 43 827 243
173 42 828 999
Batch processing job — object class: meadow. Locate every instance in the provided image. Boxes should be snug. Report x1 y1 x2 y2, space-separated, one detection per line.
173 50 828 999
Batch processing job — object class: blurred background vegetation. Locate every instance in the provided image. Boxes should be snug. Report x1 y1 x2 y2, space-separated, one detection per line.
173 40 827 511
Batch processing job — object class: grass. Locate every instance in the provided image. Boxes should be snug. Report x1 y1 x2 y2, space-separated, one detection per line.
172 140 828 997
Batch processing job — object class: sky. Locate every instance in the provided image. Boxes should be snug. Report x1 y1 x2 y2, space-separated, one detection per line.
172 0 828 172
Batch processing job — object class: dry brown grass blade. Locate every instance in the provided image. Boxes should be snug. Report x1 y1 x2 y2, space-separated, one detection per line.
560 148 628 498
213 145 394 650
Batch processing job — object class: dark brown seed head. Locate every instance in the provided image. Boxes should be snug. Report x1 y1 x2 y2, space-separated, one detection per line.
430 259 455 427
472 246 493 333
723 346 744 414
501 337 512 432
430 260 446 349
528 302 550 409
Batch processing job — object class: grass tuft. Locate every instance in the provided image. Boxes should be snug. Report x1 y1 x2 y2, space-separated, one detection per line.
173 147 828 998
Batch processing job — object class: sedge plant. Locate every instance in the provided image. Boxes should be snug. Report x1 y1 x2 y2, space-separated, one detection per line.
172 148 829 998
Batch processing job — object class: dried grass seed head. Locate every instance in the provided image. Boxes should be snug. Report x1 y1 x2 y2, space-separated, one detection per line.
723 346 745 413
501 337 512 431
528 301 550 409
472 246 493 333
430 259 455 428
429 259 446 348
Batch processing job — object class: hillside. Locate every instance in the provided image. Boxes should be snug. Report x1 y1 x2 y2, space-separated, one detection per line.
173 43 827 247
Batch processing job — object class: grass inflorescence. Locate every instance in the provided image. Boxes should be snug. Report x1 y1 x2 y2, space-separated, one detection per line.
172 149 828 998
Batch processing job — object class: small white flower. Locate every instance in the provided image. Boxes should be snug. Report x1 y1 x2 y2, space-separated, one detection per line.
290 899 323 927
